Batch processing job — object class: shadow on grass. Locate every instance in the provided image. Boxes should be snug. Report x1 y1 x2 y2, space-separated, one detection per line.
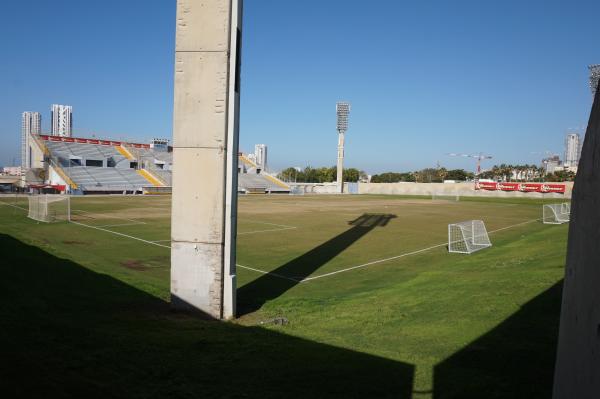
0 233 414 398
237 213 396 315
433 281 563 399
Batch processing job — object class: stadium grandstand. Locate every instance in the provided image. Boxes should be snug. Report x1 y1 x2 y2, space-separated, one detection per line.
22 133 289 195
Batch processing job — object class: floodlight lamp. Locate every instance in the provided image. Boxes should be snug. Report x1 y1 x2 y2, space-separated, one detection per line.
336 102 351 133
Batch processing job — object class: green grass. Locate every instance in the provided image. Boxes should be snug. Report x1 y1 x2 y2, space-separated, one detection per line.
0 194 567 398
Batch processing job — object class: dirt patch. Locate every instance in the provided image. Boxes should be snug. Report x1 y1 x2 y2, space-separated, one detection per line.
120 260 150 271
62 240 89 245
120 257 169 271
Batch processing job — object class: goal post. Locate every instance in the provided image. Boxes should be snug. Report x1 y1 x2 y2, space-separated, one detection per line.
543 203 570 225
448 220 492 254
432 193 460 201
27 194 70 223
289 186 306 195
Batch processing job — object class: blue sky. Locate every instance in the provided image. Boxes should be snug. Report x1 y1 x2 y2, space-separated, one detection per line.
1 0 598 173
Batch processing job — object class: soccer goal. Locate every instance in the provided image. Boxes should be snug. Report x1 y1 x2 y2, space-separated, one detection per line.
432 193 460 201
27 194 70 223
542 203 570 225
448 220 492 254
289 186 306 195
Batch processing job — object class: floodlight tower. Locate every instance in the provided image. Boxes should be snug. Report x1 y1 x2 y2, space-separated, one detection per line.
336 102 350 193
589 64 600 97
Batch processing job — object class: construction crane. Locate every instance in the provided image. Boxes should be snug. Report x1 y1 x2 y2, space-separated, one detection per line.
446 152 493 175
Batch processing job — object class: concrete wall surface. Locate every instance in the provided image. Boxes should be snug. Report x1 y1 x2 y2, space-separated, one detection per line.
553 91 600 398
358 182 573 199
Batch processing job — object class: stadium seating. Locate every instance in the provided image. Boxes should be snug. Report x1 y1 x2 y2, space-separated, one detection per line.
238 173 288 193
44 140 164 192
63 166 150 192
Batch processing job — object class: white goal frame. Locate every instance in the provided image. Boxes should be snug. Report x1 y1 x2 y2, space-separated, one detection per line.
543 203 570 225
448 220 492 254
27 194 71 223
432 193 460 201
289 186 306 196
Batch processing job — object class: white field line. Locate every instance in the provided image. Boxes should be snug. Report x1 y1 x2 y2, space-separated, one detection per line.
237 220 297 235
235 264 301 282
238 226 296 235
94 222 146 228
244 220 297 229
70 221 171 249
299 218 541 282
0 202 27 211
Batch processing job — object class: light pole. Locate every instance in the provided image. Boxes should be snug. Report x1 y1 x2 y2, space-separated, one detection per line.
336 102 350 193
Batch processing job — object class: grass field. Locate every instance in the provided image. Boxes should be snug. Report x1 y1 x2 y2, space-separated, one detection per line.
0 194 567 398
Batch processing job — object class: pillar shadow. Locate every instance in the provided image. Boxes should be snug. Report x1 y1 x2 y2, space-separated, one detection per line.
237 213 396 315
433 281 563 399
0 233 414 398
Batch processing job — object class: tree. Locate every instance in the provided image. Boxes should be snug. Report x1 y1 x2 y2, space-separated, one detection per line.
343 168 360 183
417 168 441 183
445 169 472 181
278 167 300 182
277 166 364 183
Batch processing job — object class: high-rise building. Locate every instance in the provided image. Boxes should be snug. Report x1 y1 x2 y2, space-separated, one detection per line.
254 144 267 170
21 111 41 168
51 104 72 137
564 133 581 167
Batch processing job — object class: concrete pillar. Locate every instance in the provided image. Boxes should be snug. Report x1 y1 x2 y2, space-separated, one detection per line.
553 85 600 398
170 0 242 319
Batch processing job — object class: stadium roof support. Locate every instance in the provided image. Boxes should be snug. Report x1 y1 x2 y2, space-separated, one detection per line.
170 0 243 319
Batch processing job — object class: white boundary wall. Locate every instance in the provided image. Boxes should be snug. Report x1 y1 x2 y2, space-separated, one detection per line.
358 182 573 199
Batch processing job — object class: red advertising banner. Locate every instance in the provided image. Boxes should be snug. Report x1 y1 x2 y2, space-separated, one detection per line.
478 181 498 190
475 181 566 194
498 182 520 191
542 184 566 193
521 183 542 192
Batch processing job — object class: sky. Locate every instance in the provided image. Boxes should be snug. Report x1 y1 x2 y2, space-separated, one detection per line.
1 0 599 174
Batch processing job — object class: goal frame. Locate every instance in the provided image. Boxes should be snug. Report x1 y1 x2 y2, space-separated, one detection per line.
448 220 492 254
27 194 71 223
543 203 570 225
432 193 460 201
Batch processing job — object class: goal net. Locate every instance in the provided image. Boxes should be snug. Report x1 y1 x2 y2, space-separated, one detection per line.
28 194 70 223
543 203 570 225
289 186 306 195
432 193 459 201
448 220 492 254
